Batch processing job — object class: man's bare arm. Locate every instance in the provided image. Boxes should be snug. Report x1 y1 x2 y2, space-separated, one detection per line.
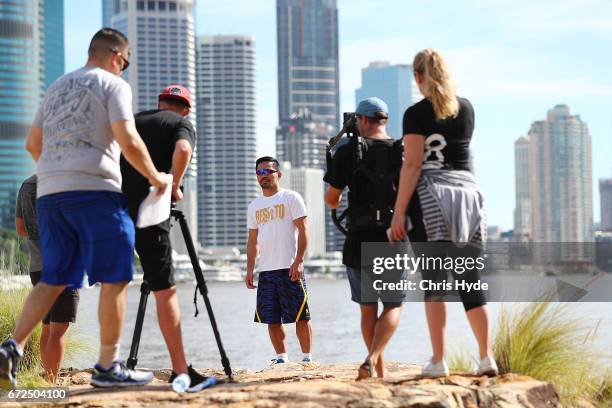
290 216 308 281
25 126 43 162
293 216 308 263
325 186 342 209
245 228 258 288
170 139 193 201
15 218 27 237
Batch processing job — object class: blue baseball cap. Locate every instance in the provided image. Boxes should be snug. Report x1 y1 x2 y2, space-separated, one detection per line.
355 97 389 118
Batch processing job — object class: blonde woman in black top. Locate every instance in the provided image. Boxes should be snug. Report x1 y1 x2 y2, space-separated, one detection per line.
390 48 498 378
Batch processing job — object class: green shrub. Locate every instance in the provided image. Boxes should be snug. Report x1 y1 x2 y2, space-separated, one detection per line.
449 301 610 406
0 286 92 387
447 344 474 373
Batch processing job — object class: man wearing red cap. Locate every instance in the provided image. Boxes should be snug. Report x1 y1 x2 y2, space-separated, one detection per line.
120 84 215 392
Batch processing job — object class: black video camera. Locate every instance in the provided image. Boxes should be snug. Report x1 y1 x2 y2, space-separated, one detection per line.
329 112 359 148
326 112 360 165
341 112 359 138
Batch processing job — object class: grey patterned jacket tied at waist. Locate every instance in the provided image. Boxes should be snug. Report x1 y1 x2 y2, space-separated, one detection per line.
413 169 487 246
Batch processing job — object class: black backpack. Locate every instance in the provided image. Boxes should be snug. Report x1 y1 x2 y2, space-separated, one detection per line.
347 137 403 231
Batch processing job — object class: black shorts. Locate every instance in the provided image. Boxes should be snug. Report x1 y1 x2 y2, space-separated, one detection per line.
135 224 175 292
346 266 406 308
30 271 79 325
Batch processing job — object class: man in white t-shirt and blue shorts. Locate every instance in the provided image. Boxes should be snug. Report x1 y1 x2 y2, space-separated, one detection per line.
245 156 312 365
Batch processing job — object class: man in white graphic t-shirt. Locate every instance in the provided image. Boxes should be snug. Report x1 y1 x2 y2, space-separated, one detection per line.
246 156 313 366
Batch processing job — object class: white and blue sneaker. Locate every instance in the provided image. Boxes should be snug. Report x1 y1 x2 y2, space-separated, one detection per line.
90 361 154 388
0 339 23 389
302 357 312 363
269 358 287 366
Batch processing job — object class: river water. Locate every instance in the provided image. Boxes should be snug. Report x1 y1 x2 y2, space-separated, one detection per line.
66 279 612 372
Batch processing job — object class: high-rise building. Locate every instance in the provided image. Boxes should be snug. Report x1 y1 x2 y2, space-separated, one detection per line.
528 105 593 264
279 163 325 256
355 61 419 139
600 178 612 231
103 0 198 252
0 0 64 228
275 108 344 252
103 0 196 117
196 35 258 249
513 136 531 240
276 0 339 128
276 0 341 252
102 0 114 27
275 110 336 253
276 108 333 169
43 0 64 90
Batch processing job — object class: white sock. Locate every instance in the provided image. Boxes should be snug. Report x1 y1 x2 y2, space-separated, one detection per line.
98 344 120 369
303 353 312 361
277 353 288 361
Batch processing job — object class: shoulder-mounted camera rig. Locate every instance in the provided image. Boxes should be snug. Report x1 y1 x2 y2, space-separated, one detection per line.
326 112 363 236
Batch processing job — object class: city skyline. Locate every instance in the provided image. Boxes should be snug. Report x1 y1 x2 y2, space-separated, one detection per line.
355 61 419 139
275 0 344 252
102 0 198 253
0 0 64 229
52 0 612 230
275 108 342 251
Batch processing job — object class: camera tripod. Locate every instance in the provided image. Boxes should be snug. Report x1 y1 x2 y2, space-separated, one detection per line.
126 208 233 381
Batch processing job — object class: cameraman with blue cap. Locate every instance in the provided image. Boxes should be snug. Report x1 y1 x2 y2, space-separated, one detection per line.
324 97 405 380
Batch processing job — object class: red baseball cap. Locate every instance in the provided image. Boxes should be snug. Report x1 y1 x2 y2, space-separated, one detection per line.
158 84 192 107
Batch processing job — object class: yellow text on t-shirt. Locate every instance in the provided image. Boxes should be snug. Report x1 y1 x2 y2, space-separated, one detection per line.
255 204 285 225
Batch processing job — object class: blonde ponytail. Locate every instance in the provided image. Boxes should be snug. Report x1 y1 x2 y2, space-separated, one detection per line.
413 48 459 121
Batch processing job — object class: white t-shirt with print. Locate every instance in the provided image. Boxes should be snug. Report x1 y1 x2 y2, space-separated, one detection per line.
247 189 308 272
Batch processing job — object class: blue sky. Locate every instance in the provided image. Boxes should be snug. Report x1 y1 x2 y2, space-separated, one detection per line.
64 0 612 230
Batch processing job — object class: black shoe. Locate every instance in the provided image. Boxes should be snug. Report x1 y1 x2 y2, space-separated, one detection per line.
90 361 154 388
0 339 23 389
169 365 217 393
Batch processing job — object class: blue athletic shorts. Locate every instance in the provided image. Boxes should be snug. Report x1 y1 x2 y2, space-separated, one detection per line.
37 191 135 288
254 269 310 324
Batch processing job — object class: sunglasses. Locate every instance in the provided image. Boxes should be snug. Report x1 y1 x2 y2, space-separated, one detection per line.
109 48 130 71
256 169 278 176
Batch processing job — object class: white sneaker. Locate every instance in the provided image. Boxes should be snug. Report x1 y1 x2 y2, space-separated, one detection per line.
422 358 449 378
476 355 499 376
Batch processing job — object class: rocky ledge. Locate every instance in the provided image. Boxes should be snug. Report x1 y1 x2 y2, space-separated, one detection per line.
6 362 561 407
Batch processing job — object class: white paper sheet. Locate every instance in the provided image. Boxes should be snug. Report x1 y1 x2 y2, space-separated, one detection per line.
136 174 173 228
